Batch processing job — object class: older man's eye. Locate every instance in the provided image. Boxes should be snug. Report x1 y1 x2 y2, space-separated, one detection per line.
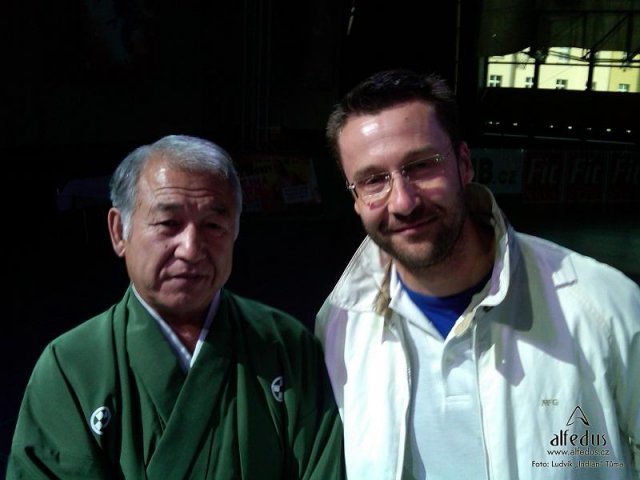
157 220 179 227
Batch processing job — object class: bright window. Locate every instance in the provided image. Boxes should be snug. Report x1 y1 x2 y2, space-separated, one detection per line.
486 48 639 92
488 75 502 87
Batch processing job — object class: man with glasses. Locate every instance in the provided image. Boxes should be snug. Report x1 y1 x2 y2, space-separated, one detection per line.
315 69 640 479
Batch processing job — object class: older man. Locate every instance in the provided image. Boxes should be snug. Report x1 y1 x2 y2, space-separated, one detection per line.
9 135 344 479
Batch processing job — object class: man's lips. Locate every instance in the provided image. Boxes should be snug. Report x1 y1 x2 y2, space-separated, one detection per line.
167 272 208 281
385 215 438 235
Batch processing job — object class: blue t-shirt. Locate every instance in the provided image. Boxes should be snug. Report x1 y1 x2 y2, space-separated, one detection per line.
400 271 492 338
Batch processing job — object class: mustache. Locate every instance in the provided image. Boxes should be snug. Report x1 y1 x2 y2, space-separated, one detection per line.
381 205 432 233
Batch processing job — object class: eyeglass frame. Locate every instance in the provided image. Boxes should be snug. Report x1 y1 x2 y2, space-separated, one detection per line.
345 153 448 206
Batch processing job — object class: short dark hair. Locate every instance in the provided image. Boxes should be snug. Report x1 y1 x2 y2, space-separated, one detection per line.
326 69 462 165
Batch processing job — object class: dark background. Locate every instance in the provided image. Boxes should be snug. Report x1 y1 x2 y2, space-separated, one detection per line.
3 1 639 474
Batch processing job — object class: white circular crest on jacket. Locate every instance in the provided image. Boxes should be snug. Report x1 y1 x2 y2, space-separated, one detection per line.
271 376 284 402
90 406 112 435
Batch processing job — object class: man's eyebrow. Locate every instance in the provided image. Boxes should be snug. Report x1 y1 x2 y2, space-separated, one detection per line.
404 146 439 160
207 203 229 215
153 202 182 213
352 165 386 180
151 202 230 215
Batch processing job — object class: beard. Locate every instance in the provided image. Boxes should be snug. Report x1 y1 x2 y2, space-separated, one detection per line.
366 188 468 272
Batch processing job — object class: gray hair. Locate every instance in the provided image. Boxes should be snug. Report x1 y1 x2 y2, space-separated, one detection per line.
109 134 243 238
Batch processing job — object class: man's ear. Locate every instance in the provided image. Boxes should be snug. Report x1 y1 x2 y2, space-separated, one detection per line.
458 142 474 185
354 200 362 216
107 208 126 258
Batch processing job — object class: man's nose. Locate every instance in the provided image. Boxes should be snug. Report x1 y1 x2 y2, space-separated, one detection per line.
176 224 205 261
387 173 419 215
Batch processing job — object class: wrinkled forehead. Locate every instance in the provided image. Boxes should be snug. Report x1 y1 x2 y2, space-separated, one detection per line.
135 158 232 209
140 155 228 189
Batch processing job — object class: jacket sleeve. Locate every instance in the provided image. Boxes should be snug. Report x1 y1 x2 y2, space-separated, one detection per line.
315 299 349 414
621 306 640 476
611 276 640 477
7 345 114 479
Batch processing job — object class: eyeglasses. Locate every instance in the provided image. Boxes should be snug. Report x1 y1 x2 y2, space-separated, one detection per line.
346 153 446 207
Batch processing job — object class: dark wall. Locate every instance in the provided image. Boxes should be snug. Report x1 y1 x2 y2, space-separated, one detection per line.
4 1 459 151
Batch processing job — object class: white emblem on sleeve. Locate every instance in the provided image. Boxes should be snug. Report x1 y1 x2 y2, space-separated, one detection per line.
89 406 112 435
271 376 284 402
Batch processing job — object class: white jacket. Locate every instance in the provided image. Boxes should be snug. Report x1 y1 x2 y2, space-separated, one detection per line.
316 185 640 479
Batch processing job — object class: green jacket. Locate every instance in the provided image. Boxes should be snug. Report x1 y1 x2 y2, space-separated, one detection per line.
8 288 345 479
